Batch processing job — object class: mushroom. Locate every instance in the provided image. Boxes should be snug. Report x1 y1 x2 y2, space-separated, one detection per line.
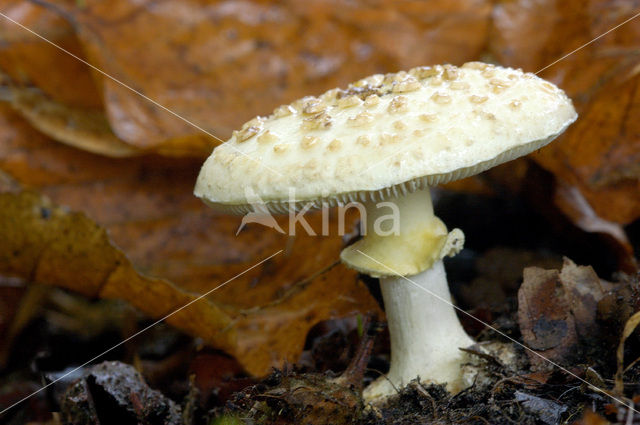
194 62 577 401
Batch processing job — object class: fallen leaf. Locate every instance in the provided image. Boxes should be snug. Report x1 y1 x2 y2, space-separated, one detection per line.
554 183 637 273
518 267 579 368
1 84 218 158
518 258 607 369
558 258 610 340
492 0 640 225
0 0 216 157
539 69 640 226
0 189 237 354
0 104 381 375
3 85 140 157
0 0 101 108
29 0 491 149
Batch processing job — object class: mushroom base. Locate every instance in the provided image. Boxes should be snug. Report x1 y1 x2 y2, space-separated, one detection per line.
363 260 474 402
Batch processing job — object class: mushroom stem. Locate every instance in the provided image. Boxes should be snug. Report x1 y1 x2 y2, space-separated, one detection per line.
363 260 474 401
342 187 473 401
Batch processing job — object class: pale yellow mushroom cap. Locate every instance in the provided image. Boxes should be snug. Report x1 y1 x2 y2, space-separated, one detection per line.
195 62 577 213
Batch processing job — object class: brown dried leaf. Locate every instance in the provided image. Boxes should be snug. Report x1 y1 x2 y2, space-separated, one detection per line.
0 0 217 157
0 104 381 375
0 190 237 353
492 0 640 225
0 0 101 108
554 183 637 272
2 84 217 158
558 258 608 339
518 258 606 369
32 0 490 148
514 391 567 425
518 267 578 368
539 68 640 225
4 85 140 157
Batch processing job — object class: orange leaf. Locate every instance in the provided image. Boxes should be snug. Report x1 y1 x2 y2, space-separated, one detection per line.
0 0 102 108
0 104 381 375
492 0 640 225
30 0 491 150
0 189 237 354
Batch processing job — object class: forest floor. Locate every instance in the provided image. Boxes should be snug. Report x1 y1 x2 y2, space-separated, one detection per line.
2 182 640 425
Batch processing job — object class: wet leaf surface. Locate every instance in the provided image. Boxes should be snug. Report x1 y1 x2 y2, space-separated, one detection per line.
554 183 637 273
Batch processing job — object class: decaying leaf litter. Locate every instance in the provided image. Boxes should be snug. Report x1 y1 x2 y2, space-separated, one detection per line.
0 0 639 424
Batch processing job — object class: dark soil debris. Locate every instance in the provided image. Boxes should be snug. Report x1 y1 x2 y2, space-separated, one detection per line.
61 361 182 425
